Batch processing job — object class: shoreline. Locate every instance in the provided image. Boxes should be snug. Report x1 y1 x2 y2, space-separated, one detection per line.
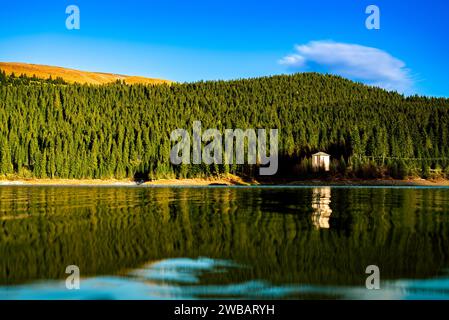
0 176 449 187
0 175 250 187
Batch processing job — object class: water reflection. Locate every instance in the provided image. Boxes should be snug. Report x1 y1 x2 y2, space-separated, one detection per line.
1 257 449 300
130 257 241 284
1 186 449 299
311 187 332 229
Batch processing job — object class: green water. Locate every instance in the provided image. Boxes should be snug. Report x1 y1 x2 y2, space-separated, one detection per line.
1 186 449 299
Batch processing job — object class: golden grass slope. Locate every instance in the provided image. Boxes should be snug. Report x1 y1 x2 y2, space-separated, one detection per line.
0 62 171 85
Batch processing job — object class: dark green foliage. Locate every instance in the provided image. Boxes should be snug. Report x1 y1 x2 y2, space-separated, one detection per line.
388 160 408 179
0 71 6 84
422 163 431 179
444 165 449 179
0 72 67 85
357 161 381 179
0 72 448 180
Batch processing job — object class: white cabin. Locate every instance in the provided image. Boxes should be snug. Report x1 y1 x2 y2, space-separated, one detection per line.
312 152 330 172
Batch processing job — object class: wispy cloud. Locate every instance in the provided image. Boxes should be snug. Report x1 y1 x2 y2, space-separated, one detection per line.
279 41 414 94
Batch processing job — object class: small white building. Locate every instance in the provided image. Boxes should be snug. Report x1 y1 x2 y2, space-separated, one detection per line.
312 152 330 172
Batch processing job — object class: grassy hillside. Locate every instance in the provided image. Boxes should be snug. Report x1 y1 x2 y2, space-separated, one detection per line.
0 62 171 85
0 70 448 181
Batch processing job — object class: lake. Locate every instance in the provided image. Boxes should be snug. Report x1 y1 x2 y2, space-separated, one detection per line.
1 186 449 300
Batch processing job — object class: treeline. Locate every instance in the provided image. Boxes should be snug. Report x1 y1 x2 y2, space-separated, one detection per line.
0 70 66 86
0 71 449 180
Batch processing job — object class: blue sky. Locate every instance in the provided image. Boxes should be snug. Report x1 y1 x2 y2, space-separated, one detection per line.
0 0 448 96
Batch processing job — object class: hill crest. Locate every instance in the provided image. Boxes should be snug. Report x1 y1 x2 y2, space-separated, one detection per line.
0 62 171 85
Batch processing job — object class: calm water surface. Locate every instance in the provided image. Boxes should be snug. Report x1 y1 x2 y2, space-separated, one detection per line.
1 186 449 299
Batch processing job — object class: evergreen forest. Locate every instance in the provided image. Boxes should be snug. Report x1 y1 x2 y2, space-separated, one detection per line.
1 70 449 181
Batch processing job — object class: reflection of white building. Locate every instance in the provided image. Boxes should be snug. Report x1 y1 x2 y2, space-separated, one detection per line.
312 152 330 172
311 187 332 229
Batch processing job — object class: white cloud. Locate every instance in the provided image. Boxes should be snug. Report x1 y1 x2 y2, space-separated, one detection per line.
279 41 414 94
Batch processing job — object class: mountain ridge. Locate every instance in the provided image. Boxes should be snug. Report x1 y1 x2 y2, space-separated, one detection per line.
0 62 171 85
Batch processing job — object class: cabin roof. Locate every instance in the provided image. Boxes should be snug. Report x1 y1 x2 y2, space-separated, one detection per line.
312 152 330 157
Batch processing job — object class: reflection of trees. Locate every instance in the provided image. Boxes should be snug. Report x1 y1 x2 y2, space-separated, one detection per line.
1 187 449 286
